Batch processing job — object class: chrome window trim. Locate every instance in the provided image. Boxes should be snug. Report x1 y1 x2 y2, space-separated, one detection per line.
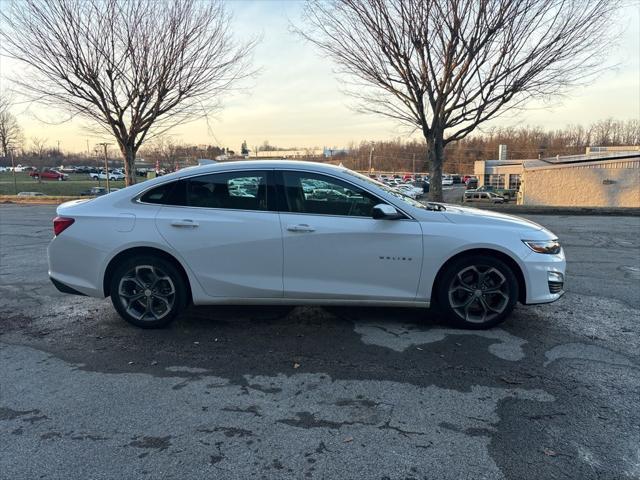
133 166 417 220
279 169 416 221
133 169 271 212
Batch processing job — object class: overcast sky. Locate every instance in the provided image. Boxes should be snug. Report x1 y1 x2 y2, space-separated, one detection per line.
1 0 638 154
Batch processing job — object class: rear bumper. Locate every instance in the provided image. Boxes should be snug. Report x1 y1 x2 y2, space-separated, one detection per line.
48 233 107 298
50 277 87 296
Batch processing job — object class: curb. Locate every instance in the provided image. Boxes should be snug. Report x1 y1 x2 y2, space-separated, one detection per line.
0 195 85 205
458 204 640 217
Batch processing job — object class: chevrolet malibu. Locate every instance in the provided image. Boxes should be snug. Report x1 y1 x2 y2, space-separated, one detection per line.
48 161 565 329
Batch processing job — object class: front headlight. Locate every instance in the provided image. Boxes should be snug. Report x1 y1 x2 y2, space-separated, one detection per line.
523 239 562 254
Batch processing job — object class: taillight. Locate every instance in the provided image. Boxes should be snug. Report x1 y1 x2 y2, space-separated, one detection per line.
53 216 75 236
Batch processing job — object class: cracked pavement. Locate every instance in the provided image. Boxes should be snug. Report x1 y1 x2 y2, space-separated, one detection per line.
1 205 639 479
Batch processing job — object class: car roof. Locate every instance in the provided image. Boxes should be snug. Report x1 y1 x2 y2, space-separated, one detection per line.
177 160 347 176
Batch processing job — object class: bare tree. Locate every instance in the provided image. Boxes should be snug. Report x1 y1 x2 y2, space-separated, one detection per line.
298 0 620 200
1 0 255 185
30 137 48 159
0 93 23 159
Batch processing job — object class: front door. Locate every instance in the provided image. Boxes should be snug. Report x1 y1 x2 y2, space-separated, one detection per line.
279 171 423 301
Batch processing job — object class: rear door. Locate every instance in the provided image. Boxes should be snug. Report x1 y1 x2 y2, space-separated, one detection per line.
151 170 283 299
278 171 423 301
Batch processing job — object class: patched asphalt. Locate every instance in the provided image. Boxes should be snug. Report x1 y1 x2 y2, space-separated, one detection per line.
1 204 639 479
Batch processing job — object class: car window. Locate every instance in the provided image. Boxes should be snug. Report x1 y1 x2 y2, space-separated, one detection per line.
344 170 444 211
282 171 379 217
140 180 187 206
187 171 268 210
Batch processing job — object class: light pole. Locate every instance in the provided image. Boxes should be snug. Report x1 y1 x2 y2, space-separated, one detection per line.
9 147 17 195
97 142 112 193
368 146 374 173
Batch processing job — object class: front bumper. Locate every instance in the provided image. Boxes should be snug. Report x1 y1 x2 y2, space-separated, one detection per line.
522 250 566 304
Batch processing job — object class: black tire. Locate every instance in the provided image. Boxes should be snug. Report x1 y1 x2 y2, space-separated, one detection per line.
110 255 187 328
435 255 518 329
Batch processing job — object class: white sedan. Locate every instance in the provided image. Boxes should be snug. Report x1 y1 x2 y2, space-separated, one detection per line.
90 171 125 181
394 184 423 199
48 161 565 329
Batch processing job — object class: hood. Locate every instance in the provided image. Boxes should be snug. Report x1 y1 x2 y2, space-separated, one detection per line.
441 204 546 232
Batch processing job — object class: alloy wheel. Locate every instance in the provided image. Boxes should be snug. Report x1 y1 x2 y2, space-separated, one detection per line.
447 265 510 324
117 265 176 322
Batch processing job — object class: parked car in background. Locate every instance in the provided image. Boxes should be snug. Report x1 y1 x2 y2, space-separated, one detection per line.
451 175 462 184
30 169 68 181
442 175 454 186
79 187 108 197
393 183 423 199
49 160 565 331
472 185 517 201
17 191 46 197
463 191 505 204
465 177 479 189
90 171 125 181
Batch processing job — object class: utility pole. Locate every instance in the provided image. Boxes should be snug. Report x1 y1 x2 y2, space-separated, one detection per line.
368 146 374 173
9 147 17 195
97 142 112 193
412 153 416 176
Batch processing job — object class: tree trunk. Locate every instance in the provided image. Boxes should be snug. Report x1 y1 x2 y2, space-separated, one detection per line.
426 131 445 202
120 143 137 186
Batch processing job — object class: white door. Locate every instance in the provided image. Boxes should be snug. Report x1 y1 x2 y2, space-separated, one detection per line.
279 171 423 301
153 170 283 298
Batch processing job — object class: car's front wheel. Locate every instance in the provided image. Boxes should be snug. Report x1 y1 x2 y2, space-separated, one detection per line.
436 255 518 329
110 256 187 328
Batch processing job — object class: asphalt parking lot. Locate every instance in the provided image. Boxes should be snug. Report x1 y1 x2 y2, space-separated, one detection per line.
1 204 639 480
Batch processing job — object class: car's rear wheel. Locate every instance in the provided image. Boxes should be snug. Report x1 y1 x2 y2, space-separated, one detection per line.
436 255 518 329
110 256 187 328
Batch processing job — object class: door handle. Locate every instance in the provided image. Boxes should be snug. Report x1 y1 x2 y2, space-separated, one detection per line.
287 224 315 233
170 219 199 228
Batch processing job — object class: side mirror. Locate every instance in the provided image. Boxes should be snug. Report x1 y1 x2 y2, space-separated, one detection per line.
372 203 403 220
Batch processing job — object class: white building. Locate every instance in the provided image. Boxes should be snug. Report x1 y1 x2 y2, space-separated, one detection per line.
474 147 640 207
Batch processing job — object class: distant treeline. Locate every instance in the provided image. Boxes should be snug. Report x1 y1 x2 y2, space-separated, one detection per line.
337 118 639 173
3 119 637 174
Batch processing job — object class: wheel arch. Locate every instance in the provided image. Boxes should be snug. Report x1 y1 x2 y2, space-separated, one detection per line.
102 246 193 303
431 248 527 305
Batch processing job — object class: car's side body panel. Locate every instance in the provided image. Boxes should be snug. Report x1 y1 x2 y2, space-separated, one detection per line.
155 206 284 299
279 212 424 301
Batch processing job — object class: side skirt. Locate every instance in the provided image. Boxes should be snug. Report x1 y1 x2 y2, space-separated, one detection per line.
192 297 430 308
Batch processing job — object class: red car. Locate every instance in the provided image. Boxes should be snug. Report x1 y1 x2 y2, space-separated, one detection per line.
30 169 68 181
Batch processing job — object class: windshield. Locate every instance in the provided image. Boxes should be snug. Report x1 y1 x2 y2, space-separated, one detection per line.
345 170 445 211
